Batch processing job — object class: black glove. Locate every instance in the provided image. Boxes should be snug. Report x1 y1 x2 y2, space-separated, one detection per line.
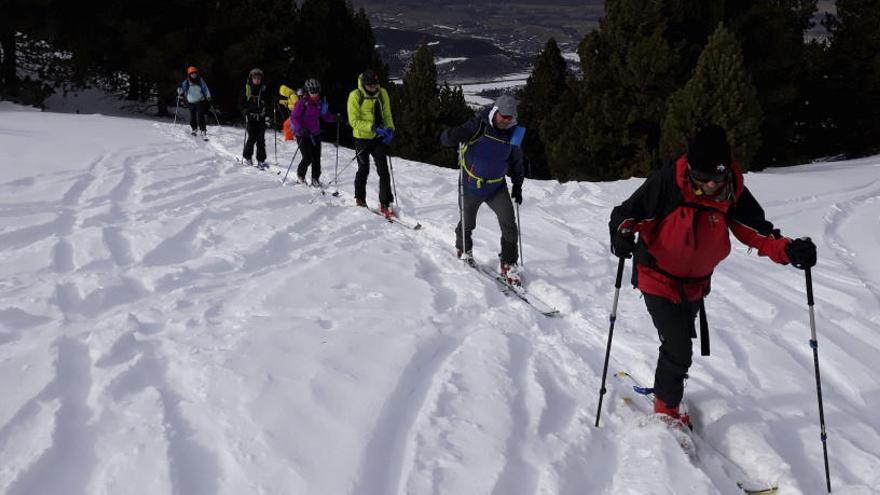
511 183 523 205
299 127 312 137
786 237 816 269
610 231 636 259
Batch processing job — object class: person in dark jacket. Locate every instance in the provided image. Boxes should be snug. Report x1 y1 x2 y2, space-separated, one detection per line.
441 94 526 286
608 124 817 427
178 66 212 137
241 68 268 169
292 78 336 186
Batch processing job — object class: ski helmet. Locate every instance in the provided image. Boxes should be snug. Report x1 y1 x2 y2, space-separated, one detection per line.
249 68 264 78
187 66 198 75
304 78 321 94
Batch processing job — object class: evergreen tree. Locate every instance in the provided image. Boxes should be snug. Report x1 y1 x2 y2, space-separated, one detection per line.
574 0 686 179
823 0 880 156
290 0 387 145
436 82 473 168
518 38 569 179
396 44 442 164
661 24 763 170
723 0 818 167
438 82 472 129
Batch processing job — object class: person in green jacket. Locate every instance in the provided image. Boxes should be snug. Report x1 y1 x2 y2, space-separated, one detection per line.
347 69 396 216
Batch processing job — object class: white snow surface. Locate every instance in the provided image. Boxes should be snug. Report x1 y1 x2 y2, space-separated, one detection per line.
1 103 879 495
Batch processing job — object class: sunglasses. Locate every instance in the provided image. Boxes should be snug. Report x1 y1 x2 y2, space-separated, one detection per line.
689 167 729 184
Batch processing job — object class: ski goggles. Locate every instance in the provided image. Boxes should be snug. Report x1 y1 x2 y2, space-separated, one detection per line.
689 164 730 184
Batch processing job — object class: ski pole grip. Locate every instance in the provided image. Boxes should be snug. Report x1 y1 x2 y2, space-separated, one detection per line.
614 256 626 289
805 267 814 307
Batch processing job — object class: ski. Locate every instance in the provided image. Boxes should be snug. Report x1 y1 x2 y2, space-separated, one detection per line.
615 371 779 494
463 259 560 317
367 207 422 230
237 158 282 176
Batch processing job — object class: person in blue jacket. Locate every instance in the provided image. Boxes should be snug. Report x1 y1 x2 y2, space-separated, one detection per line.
441 95 526 286
178 66 212 137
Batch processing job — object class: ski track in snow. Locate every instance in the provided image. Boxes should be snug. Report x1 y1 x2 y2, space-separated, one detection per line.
0 106 879 494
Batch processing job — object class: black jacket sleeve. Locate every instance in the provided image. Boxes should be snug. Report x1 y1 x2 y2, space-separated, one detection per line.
508 146 525 187
440 113 481 148
608 164 672 236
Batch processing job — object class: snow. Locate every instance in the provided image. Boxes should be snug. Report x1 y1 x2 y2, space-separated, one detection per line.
435 57 468 65
1 103 879 494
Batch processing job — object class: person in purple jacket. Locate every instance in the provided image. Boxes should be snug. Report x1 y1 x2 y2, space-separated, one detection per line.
293 78 337 186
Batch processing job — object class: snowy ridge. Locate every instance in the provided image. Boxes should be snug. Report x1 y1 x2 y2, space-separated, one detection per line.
0 104 878 494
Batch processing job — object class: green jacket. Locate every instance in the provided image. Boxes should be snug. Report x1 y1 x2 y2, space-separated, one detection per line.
347 74 395 139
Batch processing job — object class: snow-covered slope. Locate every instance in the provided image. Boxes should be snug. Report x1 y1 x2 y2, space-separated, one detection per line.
1 103 878 495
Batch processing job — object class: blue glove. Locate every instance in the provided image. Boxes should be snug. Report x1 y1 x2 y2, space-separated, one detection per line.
382 128 394 145
373 125 387 138
320 101 329 116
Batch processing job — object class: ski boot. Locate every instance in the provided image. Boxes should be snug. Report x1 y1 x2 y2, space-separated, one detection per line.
191 129 198 136
355 198 367 208
653 397 692 430
257 162 269 170
500 261 522 287
457 249 476 267
379 203 394 219
310 178 323 188
244 158 253 167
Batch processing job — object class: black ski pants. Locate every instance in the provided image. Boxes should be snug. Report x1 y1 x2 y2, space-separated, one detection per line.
296 134 322 180
244 115 266 163
188 100 208 131
455 185 519 264
354 138 393 206
644 293 701 408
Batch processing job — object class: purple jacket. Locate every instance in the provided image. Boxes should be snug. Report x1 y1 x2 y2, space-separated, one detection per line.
292 96 336 136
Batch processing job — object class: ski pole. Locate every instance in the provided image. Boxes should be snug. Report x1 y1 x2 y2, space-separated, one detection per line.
242 114 248 150
389 154 400 210
804 264 832 493
281 145 301 184
458 143 467 258
516 203 524 268
334 116 340 196
173 96 180 126
595 256 627 427
273 100 278 164
316 148 364 202
209 101 222 128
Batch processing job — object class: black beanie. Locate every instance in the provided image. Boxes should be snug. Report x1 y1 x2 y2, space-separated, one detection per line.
362 69 379 86
687 124 731 173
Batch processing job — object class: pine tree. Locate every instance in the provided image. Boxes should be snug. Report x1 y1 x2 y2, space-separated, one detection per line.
518 38 569 179
396 43 442 164
573 0 690 179
438 83 472 129
290 1 387 145
661 24 763 170
723 1 818 167
822 0 880 156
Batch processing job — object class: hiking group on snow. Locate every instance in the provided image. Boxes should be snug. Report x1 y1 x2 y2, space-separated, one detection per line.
173 65 819 438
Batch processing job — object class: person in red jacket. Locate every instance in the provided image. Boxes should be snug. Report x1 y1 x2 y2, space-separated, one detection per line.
608 124 817 427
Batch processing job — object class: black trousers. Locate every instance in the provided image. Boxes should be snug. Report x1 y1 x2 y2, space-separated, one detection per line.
644 293 701 408
188 100 208 131
354 138 392 205
296 134 322 180
244 116 266 162
455 186 519 264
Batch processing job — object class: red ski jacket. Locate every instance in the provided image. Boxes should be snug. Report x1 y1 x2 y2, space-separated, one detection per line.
610 155 791 303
